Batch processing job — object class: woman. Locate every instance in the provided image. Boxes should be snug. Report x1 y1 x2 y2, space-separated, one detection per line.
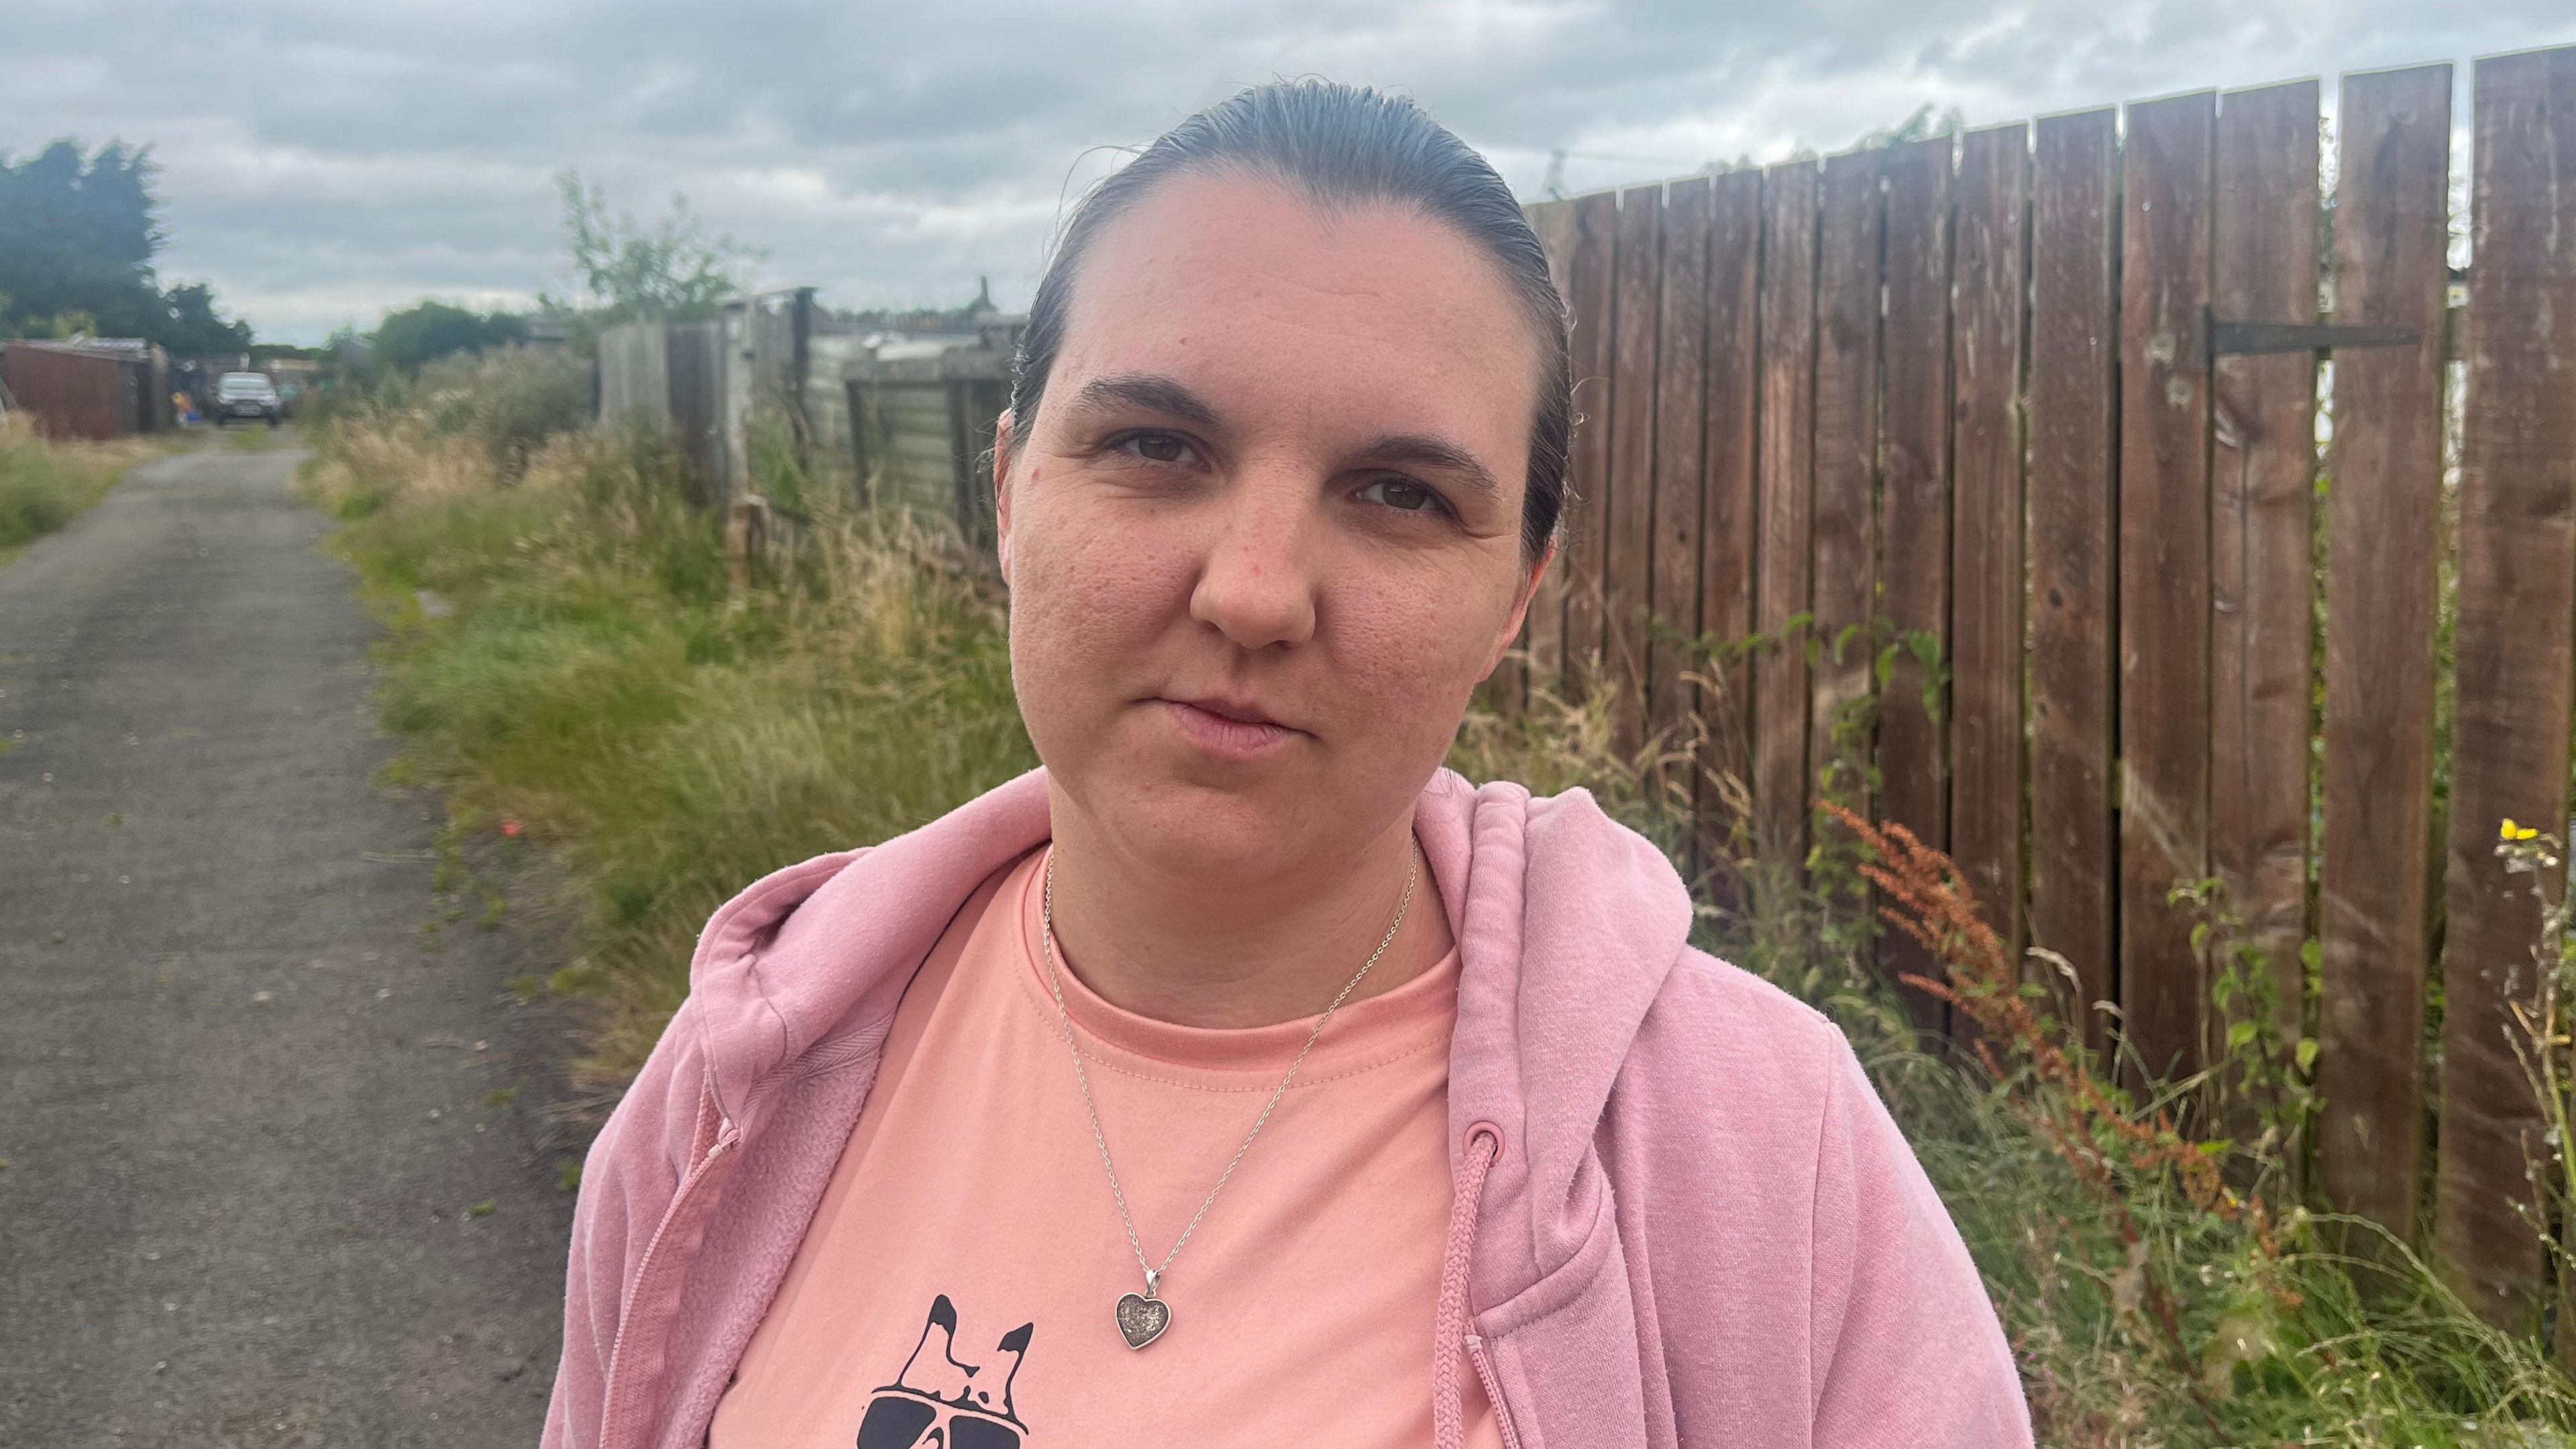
545 81 2029 1449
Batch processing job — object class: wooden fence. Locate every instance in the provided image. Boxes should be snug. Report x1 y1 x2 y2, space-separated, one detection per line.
1493 46 2576 1331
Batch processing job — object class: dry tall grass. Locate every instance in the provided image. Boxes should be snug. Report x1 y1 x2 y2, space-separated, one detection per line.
0 413 170 558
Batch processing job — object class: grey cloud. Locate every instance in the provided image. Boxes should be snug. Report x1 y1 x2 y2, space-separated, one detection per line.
5 0 2571 343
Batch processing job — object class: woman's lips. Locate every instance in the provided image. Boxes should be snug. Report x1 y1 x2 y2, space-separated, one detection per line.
1161 698 1302 759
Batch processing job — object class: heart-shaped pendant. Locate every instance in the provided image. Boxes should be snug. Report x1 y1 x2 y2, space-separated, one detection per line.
1114 1291 1171 1349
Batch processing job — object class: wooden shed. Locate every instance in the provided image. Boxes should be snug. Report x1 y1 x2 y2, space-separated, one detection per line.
2 339 171 440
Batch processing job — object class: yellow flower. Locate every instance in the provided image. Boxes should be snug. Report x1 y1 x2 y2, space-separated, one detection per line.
2502 818 2522 840
2518 826 2541 841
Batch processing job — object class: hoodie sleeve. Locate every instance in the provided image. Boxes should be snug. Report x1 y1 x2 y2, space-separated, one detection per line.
1807 1032 2033 1448
541 996 710 1449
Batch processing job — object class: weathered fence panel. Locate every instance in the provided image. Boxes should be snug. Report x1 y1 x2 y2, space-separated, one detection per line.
1606 184 1664 751
2436 44 2576 1334
665 322 727 494
1647 176 1710 763
1560 191 1619 689
2210 80 2320 1062
1695 172 1764 849
600 319 729 501
1752 160 1819 870
596 321 670 430
2314 62 2451 1246
1809 150 1882 830
1947 123 2027 998
2027 108 2122 1054
1876 135 1955 904
2117 91 2217 1087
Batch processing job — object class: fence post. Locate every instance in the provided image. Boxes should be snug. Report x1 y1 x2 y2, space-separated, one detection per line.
727 494 770 596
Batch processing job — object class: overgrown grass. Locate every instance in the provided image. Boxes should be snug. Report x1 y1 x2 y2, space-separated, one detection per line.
305 361 2576 1443
0 414 163 562
301 355 1034 1079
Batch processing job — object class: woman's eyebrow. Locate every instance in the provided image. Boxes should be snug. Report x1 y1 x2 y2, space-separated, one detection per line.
1066 372 1223 431
1357 433 1503 508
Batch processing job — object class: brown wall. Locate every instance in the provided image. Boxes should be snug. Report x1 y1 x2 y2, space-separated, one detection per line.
3 343 147 441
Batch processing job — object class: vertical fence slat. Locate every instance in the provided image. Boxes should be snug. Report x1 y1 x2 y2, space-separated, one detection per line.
1878 136 1957 1027
2314 62 2451 1245
1562 191 1619 689
1650 178 1712 761
1698 170 1765 861
1520 199 1578 699
2436 44 2576 1334
1607 185 1666 750
2030 109 2123 1054
1755 161 1821 869
2210 80 2321 1070
2118 91 2218 1087
1811 150 1884 832
1950 123 2031 991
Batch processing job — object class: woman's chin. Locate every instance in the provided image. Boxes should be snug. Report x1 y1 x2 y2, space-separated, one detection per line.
1067 763 1327 881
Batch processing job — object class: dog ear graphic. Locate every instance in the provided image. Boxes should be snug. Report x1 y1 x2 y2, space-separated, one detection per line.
890 1293 981 1401
992 1323 1034 1419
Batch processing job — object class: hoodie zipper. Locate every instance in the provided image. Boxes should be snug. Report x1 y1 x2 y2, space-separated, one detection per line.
1464 1334 1527 1449
598 1126 739 1449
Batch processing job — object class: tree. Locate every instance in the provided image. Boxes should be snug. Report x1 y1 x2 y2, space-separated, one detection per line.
158 282 252 354
371 300 527 372
0 139 253 351
545 168 759 331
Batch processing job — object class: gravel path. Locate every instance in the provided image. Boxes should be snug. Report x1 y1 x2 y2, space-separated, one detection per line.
1 443 574 1447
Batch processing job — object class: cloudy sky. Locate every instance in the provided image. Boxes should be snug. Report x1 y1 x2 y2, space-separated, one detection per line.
7 1 2571 345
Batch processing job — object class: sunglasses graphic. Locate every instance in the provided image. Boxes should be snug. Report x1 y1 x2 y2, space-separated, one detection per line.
857 1295 1036 1449
857 1389 1026 1449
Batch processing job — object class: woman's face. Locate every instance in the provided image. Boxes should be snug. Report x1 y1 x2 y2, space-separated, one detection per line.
996 170 1550 883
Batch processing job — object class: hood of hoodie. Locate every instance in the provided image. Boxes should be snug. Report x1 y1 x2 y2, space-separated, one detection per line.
678 763 1695 1309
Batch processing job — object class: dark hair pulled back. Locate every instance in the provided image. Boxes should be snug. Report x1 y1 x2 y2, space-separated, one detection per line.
1008 79 1572 564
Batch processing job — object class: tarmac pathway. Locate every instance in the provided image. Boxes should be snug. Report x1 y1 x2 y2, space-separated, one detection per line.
0 443 572 1446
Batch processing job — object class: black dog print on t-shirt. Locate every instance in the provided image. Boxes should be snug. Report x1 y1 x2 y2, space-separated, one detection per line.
855 1295 1036 1448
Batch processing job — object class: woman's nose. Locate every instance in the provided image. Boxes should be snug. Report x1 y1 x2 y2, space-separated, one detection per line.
1186 476 1318 653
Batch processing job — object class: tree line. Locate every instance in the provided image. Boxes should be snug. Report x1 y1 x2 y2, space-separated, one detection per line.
0 141 251 353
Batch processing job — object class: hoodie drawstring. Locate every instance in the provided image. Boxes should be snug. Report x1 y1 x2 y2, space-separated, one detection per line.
1433 1124 1501 1449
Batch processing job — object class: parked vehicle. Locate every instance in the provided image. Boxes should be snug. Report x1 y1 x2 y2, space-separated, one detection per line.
214 371 282 427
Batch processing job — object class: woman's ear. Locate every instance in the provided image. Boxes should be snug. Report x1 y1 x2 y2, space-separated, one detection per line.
992 409 1016 585
1482 537 1559 677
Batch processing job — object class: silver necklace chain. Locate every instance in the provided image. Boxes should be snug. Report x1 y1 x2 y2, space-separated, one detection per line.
1038 841 1419 1308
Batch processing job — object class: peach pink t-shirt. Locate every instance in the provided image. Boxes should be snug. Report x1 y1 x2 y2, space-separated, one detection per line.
706 845 1503 1448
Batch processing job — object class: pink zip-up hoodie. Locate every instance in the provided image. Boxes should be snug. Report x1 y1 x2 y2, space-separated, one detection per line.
541 766 2033 1448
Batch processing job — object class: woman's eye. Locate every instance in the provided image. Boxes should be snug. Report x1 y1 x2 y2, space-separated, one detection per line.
1116 431 1196 465
1358 477 1445 515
